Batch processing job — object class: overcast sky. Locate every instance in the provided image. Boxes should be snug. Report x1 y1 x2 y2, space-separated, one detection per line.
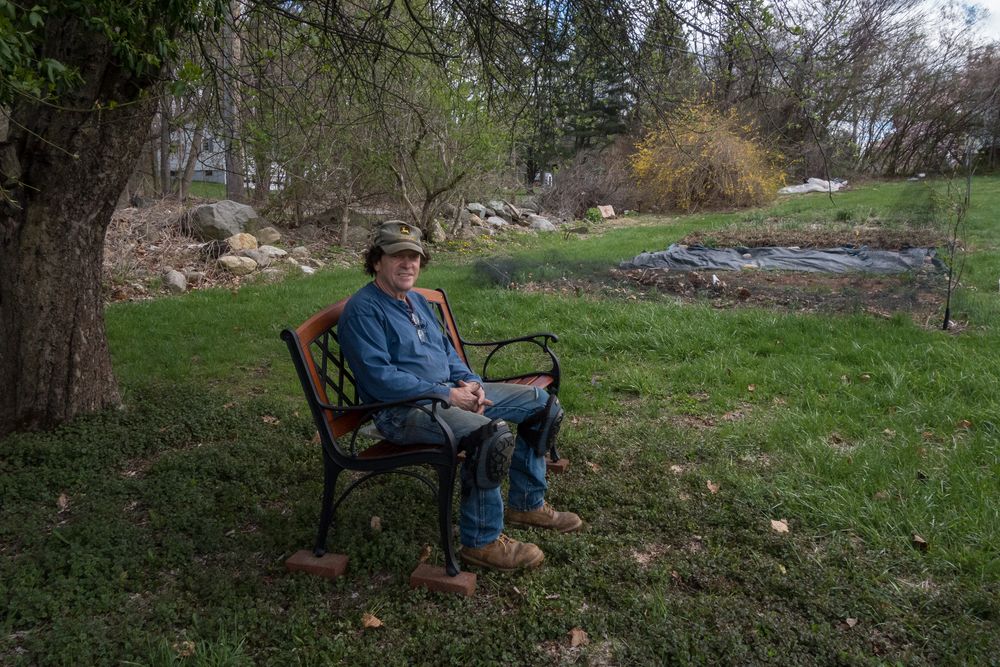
979 0 1000 39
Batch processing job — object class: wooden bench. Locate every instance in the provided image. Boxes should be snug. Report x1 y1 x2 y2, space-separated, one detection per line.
280 287 564 592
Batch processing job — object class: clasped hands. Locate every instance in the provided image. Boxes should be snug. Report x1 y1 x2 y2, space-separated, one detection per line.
448 380 493 414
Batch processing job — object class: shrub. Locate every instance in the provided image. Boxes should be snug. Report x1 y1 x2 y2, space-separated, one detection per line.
632 102 785 212
539 136 644 218
584 207 602 223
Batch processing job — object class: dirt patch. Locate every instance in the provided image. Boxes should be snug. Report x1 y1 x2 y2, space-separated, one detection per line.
517 224 949 324
612 266 945 321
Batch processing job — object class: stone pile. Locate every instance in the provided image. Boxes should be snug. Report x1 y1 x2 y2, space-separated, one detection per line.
161 200 326 292
452 199 558 236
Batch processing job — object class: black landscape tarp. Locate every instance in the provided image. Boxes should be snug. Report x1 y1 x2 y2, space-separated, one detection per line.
620 244 941 274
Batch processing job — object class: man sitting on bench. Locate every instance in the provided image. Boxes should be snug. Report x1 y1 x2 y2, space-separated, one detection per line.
339 221 582 572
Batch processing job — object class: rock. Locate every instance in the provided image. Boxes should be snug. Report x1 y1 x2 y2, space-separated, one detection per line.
468 213 483 227
184 270 206 286
527 214 556 231
163 270 187 293
225 232 258 251
239 248 272 268
188 200 261 240
484 215 508 228
290 246 310 260
597 205 616 219
487 200 512 221
218 255 258 275
259 267 285 282
467 203 488 218
255 226 281 244
256 244 288 259
428 219 447 243
299 264 316 275
341 225 371 247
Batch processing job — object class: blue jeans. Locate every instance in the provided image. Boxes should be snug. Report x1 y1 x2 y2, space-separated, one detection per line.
374 383 549 548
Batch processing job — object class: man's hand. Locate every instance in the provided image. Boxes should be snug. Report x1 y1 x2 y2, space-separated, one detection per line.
450 380 493 414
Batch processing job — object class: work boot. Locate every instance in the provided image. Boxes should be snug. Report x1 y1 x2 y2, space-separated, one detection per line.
459 534 545 572
505 502 583 533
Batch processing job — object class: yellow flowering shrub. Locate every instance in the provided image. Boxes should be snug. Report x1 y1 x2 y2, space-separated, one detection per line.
632 102 785 212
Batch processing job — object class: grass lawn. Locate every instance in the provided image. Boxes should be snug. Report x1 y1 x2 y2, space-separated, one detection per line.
2 178 998 664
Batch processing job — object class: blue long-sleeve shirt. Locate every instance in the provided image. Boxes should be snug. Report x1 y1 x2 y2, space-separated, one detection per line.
338 282 481 406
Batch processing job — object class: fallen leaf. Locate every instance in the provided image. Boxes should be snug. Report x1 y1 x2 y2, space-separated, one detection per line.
873 490 890 500
586 461 601 472
770 519 790 534
747 384 756 392
845 617 858 628
840 375 849 384
362 612 383 629
882 428 896 437
57 493 69 511
777 564 787 575
370 516 382 532
418 544 432 563
859 374 871 382
310 432 321 445
678 492 691 501
669 464 685 475
706 480 720 494
545 593 561 600
911 533 929 551
172 640 196 658
568 627 589 648
222 402 235 409
956 419 972 430
262 415 279 425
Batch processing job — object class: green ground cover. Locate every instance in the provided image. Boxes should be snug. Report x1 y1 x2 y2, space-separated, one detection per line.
2 178 998 664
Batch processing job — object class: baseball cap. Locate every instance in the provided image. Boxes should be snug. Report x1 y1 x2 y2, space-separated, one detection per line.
372 220 426 257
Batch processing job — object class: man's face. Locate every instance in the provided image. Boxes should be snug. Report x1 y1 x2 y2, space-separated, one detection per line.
374 249 422 298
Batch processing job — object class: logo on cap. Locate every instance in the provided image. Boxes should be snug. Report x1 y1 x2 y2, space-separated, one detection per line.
399 224 411 235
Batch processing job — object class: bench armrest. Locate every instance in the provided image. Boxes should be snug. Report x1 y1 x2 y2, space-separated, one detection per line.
462 333 560 389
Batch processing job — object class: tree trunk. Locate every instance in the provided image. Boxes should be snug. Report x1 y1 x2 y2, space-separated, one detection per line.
159 95 172 196
0 15 161 437
221 1 245 202
178 125 205 200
